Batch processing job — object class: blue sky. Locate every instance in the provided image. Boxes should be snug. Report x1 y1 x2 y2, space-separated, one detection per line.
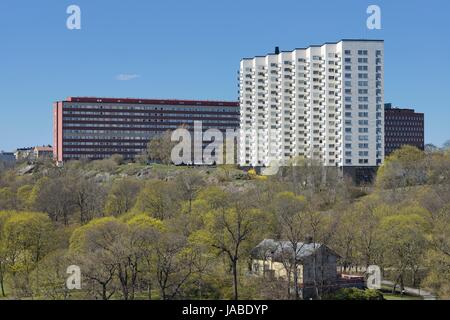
0 0 449 151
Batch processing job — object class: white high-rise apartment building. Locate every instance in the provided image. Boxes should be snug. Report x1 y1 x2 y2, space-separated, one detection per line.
239 39 384 169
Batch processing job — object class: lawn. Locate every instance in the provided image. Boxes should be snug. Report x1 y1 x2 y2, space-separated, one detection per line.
383 293 423 300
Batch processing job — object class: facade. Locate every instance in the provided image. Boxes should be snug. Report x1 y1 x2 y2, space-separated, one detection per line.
14 147 33 160
250 239 341 299
53 97 239 162
384 103 424 157
239 40 384 169
33 146 53 160
0 152 16 167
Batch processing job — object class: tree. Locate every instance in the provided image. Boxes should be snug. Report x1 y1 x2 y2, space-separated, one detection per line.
72 176 105 223
425 143 439 154
30 249 73 300
443 140 450 150
70 215 165 300
379 213 429 293
104 178 141 217
133 180 180 220
0 188 16 210
272 191 307 299
376 145 427 189
30 176 77 225
175 171 205 214
70 217 126 300
145 131 176 165
200 190 266 300
1 212 54 298
0 211 14 297
424 205 450 298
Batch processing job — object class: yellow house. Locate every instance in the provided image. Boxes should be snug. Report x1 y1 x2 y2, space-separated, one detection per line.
250 239 341 299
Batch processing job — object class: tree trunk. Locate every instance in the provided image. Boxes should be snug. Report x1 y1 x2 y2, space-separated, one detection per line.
102 284 108 300
148 282 152 300
293 264 300 300
0 274 5 297
232 259 238 300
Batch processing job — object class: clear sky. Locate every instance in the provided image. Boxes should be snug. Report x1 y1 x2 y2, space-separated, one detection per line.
0 0 449 151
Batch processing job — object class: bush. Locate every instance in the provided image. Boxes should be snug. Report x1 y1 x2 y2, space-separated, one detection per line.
329 288 384 300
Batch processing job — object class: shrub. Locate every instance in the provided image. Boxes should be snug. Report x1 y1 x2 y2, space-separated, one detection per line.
329 288 384 300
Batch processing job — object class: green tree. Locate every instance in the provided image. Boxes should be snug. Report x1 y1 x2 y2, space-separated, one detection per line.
272 191 307 299
379 212 429 293
133 180 180 220
105 178 141 217
2 211 54 297
199 190 266 300
145 131 176 165
376 145 427 189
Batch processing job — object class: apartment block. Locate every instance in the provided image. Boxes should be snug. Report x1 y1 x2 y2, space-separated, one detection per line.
239 40 384 169
384 103 424 156
54 97 239 162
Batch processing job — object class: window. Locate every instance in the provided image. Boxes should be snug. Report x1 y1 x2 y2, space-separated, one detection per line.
359 151 369 157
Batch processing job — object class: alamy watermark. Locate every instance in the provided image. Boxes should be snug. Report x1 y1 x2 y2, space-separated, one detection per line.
366 265 382 289
66 5 81 30
66 265 82 290
367 5 381 30
169 121 282 176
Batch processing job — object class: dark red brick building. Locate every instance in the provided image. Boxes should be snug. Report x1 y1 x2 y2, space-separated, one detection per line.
54 97 239 162
384 103 424 157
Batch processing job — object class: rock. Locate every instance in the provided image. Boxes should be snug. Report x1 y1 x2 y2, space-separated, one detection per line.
18 164 36 175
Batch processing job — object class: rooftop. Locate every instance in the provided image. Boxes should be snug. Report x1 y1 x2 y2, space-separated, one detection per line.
60 97 239 107
242 39 384 60
250 239 341 262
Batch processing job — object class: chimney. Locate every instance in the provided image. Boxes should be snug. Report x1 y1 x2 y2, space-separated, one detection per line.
275 46 280 55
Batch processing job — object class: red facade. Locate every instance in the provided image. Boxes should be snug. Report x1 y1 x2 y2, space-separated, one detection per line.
384 104 424 156
53 97 239 162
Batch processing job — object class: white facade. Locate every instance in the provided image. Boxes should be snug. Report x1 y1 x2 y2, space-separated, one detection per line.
239 40 384 168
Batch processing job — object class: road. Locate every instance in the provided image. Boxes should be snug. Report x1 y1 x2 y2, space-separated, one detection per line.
382 280 437 300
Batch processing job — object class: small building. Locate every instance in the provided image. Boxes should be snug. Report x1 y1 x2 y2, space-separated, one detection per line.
14 147 33 160
33 146 53 160
250 239 341 299
0 151 16 168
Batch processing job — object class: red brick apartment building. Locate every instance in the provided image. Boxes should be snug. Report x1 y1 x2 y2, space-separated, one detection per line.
384 103 424 157
53 97 239 162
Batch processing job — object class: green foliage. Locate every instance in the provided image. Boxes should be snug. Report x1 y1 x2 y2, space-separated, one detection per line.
104 178 141 217
330 288 384 300
145 131 176 165
0 144 449 300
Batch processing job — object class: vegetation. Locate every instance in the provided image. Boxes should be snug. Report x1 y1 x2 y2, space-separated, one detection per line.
0 145 449 300
327 288 384 300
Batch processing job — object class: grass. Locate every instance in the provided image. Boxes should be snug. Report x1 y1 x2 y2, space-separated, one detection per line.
383 293 423 300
